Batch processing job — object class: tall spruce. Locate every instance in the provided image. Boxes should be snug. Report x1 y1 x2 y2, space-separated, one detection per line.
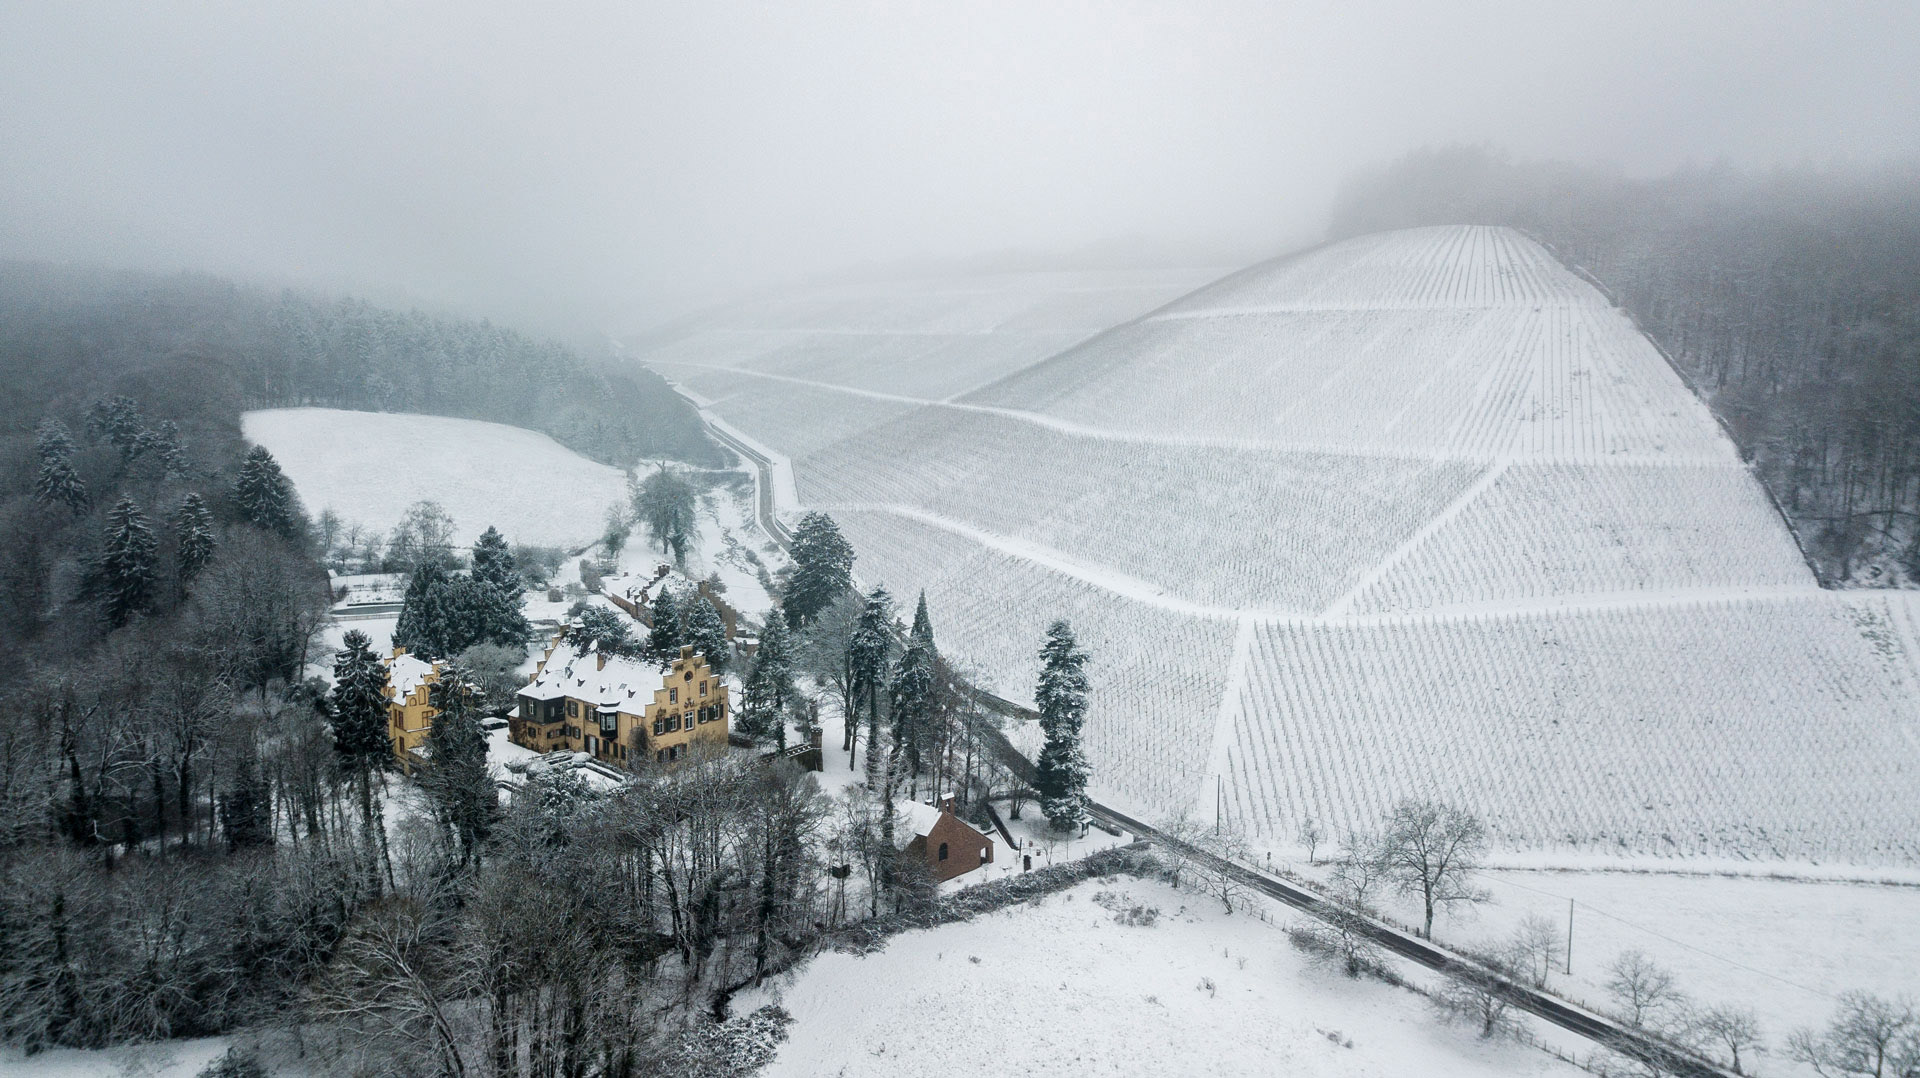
1033 619 1091 833
848 586 894 787
739 611 795 746
392 562 454 658
85 396 145 462
94 496 158 628
233 445 300 538
424 673 495 867
466 526 530 649
33 418 89 515
783 512 854 628
888 593 938 789
330 629 395 891
648 585 683 660
171 493 217 587
684 594 730 674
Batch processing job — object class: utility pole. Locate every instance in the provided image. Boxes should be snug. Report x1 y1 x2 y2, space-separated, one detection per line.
1215 775 1223 835
1566 898 1574 976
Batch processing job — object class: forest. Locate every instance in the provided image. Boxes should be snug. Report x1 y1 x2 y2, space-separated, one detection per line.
1329 147 1920 585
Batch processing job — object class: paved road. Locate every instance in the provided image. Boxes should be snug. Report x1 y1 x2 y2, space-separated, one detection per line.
693 400 1733 1078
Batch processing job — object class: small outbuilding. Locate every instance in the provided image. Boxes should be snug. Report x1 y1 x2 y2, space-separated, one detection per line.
895 796 994 883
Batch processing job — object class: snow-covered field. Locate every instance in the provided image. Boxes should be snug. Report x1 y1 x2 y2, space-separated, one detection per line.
739 876 1582 1078
242 407 629 549
634 224 1920 872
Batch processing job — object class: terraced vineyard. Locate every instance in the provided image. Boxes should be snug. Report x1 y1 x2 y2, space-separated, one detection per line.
634 225 1920 866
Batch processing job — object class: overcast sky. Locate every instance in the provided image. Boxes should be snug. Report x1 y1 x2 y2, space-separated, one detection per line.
3 1 1918 331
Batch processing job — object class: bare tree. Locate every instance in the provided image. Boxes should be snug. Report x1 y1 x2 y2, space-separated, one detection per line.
1376 800 1488 938
1789 992 1920 1078
1433 956 1519 1040
1507 913 1565 989
1691 1003 1764 1076
1296 815 1323 865
1606 950 1688 1031
1305 834 1388 978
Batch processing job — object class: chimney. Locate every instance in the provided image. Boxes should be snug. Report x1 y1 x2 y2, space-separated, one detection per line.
939 795 955 815
596 653 607 671
393 645 407 657
809 726 823 749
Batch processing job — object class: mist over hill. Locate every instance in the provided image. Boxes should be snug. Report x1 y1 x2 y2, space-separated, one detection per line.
1329 147 1920 586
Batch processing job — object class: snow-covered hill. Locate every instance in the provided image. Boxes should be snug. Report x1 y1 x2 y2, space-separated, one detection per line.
241 407 629 549
638 229 1920 867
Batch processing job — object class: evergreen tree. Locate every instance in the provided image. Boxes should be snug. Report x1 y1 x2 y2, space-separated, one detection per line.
330 629 395 891
684 594 730 674
232 445 300 538
329 630 392 764
94 496 157 628
424 673 495 867
648 585 684 659
171 493 217 587
783 512 854 628
1033 619 1091 833
888 593 938 786
33 418 89 515
848 587 894 787
738 611 794 746
562 604 640 656
392 562 454 658
85 396 145 461
218 753 273 851
469 525 524 597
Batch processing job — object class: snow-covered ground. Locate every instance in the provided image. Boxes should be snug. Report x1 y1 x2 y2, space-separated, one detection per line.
0 1037 231 1078
242 407 629 549
637 225 1920 871
739 876 1582 1078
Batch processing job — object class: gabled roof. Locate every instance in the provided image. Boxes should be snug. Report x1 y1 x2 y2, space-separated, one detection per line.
518 639 658 713
386 652 438 700
891 799 990 850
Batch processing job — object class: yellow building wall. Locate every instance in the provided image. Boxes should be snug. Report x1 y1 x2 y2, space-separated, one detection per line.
516 646 729 768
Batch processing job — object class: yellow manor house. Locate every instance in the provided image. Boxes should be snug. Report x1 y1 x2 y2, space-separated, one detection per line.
511 637 729 766
384 647 444 773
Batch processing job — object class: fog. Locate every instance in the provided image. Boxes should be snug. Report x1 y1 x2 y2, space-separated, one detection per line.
3 1 1917 331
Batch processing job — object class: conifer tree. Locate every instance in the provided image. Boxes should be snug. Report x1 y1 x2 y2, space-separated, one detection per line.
219 753 273 851
684 594 730 674
95 496 157 628
85 396 145 461
648 585 683 659
33 418 89 515
424 673 495 868
888 593 938 787
469 526 523 597
233 445 300 538
739 611 794 746
1033 619 1091 833
392 561 454 658
783 512 854 628
563 605 639 656
171 493 217 587
330 629 395 890
848 586 894 787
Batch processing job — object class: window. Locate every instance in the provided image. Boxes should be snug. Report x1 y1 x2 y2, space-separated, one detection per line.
699 680 708 696
938 842 949 862
668 714 680 732
653 717 666 736
567 700 578 718
683 671 693 682
669 688 678 704
657 748 668 763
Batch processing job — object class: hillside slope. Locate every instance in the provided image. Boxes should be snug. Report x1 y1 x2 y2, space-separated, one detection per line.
638 230 1920 866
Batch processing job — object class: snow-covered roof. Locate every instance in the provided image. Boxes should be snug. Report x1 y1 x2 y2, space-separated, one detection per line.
518 639 658 713
891 799 989 850
386 652 437 700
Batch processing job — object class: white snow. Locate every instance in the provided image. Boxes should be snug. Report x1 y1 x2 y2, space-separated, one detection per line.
0 1037 231 1078
241 407 629 549
740 876 1582 1078
651 225 1920 872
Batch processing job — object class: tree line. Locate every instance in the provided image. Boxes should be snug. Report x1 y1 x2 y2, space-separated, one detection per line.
1328 147 1920 585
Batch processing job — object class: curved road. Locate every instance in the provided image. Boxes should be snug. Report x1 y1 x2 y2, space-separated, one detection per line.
695 398 1734 1078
